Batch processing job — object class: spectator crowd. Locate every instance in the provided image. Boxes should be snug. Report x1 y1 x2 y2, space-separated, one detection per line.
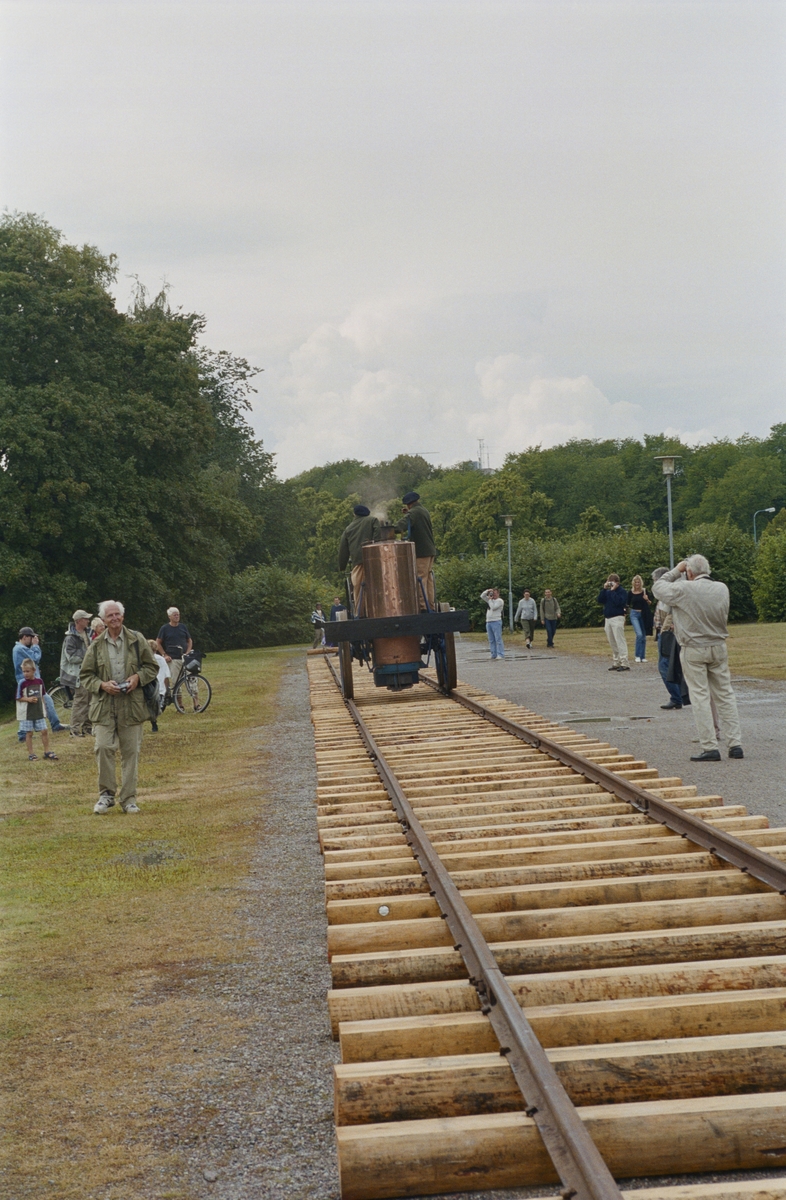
11 600 196 813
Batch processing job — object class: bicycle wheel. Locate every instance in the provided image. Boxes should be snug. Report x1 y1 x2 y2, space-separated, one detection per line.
173 673 212 714
49 684 74 722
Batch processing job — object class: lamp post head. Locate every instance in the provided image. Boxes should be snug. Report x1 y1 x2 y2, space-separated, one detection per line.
654 455 682 476
766 507 776 513
502 514 513 528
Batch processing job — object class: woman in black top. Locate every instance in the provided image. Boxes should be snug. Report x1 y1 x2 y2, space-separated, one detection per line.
628 575 653 662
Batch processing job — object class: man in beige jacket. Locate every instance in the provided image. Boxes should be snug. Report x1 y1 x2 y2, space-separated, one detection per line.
652 554 743 761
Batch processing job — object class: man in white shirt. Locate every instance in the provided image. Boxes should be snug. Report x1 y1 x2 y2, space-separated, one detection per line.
480 588 505 659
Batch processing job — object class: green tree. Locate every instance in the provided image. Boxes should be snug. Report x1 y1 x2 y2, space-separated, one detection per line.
0 212 265 691
752 528 786 621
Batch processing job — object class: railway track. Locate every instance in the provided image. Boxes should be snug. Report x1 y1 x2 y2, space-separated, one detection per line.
307 653 786 1200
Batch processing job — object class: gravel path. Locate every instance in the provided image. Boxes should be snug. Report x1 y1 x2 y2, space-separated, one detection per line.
180 654 340 1199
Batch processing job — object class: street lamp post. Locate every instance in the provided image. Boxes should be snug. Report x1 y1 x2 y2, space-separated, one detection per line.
654 456 682 568
503 515 514 632
753 507 776 545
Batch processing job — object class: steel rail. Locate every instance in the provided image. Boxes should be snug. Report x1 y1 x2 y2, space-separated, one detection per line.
324 655 624 1200
419 677 786 895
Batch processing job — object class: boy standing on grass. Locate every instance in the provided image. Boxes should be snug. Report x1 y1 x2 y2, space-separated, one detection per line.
18 658 58 761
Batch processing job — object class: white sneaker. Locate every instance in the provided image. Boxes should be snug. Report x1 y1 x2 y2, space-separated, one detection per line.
122 802 140 813
93 793 115 814
635 657 642 662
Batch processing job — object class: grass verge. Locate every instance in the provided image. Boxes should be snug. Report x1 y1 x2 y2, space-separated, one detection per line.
1 646 295 1199
463 622 786 681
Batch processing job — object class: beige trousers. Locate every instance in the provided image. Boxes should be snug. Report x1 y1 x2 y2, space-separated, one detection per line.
94 719 144 808
70 686 92 734
681 642 742 752
350 564 365 616
416 556 436 610
604 616 629 666
167 658 184 690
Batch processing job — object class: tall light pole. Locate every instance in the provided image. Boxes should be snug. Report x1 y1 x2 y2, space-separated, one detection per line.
654 456 682 568
502 515 514 632
753 507 776 545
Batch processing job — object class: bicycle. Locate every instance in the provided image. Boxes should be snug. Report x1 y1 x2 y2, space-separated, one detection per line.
169 652 212 714
48 678 75 723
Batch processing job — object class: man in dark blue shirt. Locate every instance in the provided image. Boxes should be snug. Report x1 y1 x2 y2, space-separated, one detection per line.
155 607 193 692
597 574 630 671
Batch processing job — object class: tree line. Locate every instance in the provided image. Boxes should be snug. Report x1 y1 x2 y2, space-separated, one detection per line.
1 213 784 696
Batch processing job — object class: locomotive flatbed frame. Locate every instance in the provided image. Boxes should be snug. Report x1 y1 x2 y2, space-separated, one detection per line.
323 610 470 642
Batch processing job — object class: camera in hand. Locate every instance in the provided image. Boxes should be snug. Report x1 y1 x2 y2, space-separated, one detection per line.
116 680 131 693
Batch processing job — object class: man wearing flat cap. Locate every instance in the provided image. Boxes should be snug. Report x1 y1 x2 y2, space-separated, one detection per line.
339 505 381 615
395 492 437 610
60 609 94 737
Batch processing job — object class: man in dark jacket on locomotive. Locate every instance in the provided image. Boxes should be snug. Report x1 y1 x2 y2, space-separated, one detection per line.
395 492 437 610
338 505 380 615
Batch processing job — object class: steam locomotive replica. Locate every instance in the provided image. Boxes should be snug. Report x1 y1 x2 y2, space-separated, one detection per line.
323 527 470 699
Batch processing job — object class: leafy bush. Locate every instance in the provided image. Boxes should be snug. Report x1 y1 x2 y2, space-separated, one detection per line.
435 522 756 627
752 528 786 621
201 564 328 650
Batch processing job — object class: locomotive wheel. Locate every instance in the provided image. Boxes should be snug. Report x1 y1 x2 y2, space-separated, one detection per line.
436 632 457 692
339 639 354 699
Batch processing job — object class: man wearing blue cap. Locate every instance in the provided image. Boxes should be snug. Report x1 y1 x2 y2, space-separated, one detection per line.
395 492 437 609
338 505 380 615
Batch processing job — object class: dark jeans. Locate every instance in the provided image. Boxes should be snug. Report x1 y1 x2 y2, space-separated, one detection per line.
544 618 557 646
657 635 683 705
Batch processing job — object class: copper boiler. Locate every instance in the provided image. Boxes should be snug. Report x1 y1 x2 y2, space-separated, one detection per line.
362 541 421 667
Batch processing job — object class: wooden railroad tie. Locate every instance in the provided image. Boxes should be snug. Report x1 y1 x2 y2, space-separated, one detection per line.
307 657 786 1199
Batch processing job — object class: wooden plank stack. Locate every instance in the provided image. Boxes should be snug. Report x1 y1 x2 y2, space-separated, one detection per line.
307 655 786 1200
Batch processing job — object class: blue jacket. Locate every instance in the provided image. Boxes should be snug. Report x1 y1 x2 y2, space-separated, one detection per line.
13 641 42 684
597 586 628 618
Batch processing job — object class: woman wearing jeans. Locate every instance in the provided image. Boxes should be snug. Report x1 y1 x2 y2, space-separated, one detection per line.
480 588 505 659
627 575 653 662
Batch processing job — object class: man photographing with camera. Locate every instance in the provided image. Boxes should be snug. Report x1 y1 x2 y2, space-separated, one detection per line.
79 600 158 814
652 554 743 762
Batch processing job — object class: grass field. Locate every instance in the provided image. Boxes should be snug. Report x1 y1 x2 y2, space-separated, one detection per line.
465 622 786 681
1 647 293 1199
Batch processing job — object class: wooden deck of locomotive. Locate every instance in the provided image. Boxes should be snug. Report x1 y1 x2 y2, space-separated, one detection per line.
307 654 786 1200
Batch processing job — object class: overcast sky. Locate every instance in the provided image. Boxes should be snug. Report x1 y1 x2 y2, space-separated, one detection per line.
2 0 784 476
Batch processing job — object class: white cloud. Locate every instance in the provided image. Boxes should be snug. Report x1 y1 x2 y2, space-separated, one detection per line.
471 354 643 453
267 311 645 475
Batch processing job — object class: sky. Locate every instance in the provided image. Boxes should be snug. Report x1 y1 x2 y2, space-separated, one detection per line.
2 0 785 476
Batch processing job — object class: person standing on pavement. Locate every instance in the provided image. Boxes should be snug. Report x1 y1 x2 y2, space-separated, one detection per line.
651 568 686 710
155 607 193 693
395 492 437 610
539 589 562 647
338 505 380 616
597 574 630 671
627 576 653 663
514 590 537 648
80 600 158 813
59 609 93 737
12 627 69 741
652 555 743 761
480 588 505 659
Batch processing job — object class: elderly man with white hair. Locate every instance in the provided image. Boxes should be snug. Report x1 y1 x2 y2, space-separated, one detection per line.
79 600 159 813
155 606 193 693
652 555 743 762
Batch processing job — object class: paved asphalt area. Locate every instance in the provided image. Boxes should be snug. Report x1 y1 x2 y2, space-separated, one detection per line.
453 637 786 830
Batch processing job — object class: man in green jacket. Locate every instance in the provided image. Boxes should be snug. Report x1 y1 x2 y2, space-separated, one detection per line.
79 600 159 814
395 491 437 609
338 505 380 615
